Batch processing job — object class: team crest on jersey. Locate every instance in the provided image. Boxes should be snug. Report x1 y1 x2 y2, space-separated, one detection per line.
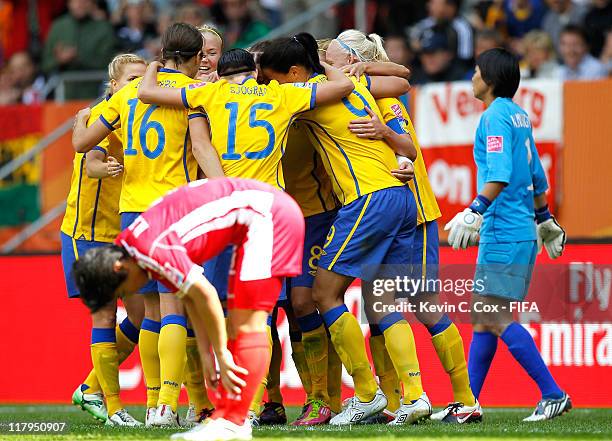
390 103 403 120
188 82 207 89
291 82 314 88
487 136 503 153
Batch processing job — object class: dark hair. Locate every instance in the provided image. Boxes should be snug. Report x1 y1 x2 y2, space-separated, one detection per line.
476 48 520 98
217 48 256 77
161 22 203 65
560 24 589 45
73 245 130 313
259 32 324 75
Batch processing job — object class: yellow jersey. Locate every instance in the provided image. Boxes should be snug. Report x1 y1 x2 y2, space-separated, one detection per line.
299 75 403 206
99 68 201 213
375 96 441 224
181 77 316 189
61 98 123 242
282 121 338 217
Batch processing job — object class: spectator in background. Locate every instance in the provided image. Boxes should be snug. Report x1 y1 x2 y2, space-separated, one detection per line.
411 0 474 63
384 34 415 69
584 0 612 57
559 24 607 79
0 52 45 104
475 28 504 57
260 0 282 28
411 24 470 84
115 0 157 53
175 2 209 26
503 0 547 40
521 30 561 78
600 28 612 75
283 0 337 38
42 0 116 99
211 0 270 48
542 0 588 53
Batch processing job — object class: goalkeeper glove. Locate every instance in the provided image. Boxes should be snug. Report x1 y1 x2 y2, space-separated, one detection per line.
535 205 566 259
444 195 491 250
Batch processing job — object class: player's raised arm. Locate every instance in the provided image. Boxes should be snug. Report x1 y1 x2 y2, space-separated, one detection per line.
366 75 411 99
188 115 224 178
137 61 185 107
312 61 355 105
72 108 112 153
342 61 410 80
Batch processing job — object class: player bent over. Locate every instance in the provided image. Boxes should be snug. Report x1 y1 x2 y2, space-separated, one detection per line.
445 48 570 422
73 178 305 441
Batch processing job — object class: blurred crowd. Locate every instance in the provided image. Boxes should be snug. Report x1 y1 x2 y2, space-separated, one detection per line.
0 0 610 104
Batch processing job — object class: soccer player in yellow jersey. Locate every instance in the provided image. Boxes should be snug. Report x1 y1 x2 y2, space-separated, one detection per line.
72 23 224 427
259 34 427 425
330 29 481 424
61 54 146 427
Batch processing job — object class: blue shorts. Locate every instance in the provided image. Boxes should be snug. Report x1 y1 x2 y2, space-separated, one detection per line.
121 212 172 294
287 209 338 290
319 186 417 281
61 232 109 298
410 220 440 290
203 245 233 302
474 240 537 301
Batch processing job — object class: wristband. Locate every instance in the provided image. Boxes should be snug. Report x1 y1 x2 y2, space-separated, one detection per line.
535 204 552 224
396 155 413 167
469 194 491 215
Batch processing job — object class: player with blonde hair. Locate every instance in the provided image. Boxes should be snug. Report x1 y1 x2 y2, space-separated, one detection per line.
63 53 147 427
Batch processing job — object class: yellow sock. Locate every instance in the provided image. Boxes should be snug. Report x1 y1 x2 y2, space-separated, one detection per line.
82 321 138 396
139 319 161 409
327 338 343 413
327 311 377 402
432 323 476 406
302 324 329 403
158 316 187 412
82 370 101 394
266 331 283 403
382 319 423 402
290 335 312 402
370 333 401 412
185 336 213 410
91 341 122 415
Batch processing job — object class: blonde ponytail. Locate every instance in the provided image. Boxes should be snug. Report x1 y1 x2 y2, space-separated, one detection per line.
335 29 390 62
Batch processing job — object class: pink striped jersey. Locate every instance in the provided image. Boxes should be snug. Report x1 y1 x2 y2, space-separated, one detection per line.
115 177 305 294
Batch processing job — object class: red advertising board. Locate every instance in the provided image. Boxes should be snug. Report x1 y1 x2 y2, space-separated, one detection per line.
1 245 610 407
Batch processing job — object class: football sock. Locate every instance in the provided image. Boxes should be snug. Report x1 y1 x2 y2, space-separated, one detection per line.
289 331 313 402
90 328 122 415
429 316 476 406
323 305 377 402
158 314 187 412
223 332 270 425
298 312 329 403
369 325 400 412
468 331 498 399
380 313 423 403
185 332 213 411
248 318 273 414
501 322 563 399
139 319 161 409
266 324 283 404
327 337 343 413
82 318 139 395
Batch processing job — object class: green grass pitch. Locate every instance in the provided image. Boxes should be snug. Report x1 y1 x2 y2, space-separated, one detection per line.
0 405 610 440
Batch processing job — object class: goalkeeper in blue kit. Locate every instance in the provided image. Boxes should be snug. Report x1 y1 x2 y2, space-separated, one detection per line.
445 48 570 422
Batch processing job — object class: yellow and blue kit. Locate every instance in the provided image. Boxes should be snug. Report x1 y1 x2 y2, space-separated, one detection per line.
283 120 339 288
180 76 317 189
372 90 442 284
300 75 416 280
60 97 123 297
99 67 204 293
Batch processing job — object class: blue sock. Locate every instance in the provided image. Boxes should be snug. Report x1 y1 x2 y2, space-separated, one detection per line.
322 304 349 328
161 314 187 329
297 311 324 332
468 331 498 399
378 312 404 333
501 322 563 400
91 328 116 344
119 318 140 344
427 314 452 336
